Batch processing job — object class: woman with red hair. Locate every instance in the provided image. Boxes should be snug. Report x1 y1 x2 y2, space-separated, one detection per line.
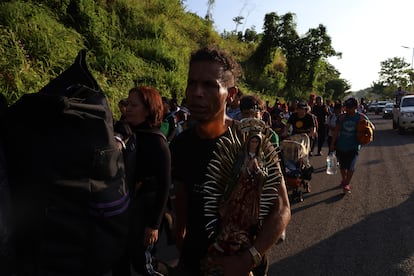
113 86 171 276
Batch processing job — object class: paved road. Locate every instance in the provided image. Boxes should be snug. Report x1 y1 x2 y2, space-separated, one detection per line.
156 113 414 275
268 113 414 275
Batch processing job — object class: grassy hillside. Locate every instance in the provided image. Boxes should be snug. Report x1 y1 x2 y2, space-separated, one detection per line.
1 0 349 117
0 0 226 115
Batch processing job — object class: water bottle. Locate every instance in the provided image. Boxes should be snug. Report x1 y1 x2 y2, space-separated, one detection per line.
326 152 337 175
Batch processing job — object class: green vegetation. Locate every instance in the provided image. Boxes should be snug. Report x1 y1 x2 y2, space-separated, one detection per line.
370 57 414 100
0 0 350 115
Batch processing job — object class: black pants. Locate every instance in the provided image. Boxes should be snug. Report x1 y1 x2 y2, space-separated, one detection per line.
112 195 159 276
317 125 327 153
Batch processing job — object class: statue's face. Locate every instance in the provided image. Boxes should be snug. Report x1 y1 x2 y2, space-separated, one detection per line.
248 137 260 153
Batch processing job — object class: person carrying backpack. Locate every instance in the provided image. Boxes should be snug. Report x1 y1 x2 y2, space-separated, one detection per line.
329 98 372 194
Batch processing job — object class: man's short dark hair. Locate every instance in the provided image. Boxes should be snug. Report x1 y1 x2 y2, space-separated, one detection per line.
189 46 242 87
334 103 342 110
239 95 264 111
118 98 128 107
344 98 358 108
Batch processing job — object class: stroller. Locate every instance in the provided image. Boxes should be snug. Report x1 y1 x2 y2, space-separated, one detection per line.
280 134 314 203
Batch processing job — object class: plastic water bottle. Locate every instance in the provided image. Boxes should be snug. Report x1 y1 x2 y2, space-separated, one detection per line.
326 152 337 175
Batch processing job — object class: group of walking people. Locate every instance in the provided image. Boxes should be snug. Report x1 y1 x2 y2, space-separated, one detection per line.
109 46 292 275
0 44 371 276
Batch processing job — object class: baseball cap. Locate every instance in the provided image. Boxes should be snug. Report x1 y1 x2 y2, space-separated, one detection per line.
297 101 308 109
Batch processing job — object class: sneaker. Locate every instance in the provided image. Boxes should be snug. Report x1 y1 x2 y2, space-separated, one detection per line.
339 180 345 188
343 184 351 193
316 151 322 156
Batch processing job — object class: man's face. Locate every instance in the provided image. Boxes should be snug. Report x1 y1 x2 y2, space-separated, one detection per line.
229 93 241 108
296 107 307 117
316 98 322 105
118 104 127 116
162 100 170 115
185 61 230 122
345 105 357 114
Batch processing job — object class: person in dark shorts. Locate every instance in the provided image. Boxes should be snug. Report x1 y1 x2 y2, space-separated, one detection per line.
329 98 369 193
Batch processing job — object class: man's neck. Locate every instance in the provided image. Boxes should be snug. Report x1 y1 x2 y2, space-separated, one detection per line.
195 116 233 139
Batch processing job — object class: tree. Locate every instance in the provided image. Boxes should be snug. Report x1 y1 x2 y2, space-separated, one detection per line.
285 24 340 95
325 79 351 100
249 12 298 70
376 57 414 98
314 60 341 96
378 57 411 87
371 81 387 99
233 16 244 33
206 0 214 22
242 27 258 43
244 12 298 98
245 12 340 100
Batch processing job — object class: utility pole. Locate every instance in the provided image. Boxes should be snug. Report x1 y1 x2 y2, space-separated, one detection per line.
401 46 414 70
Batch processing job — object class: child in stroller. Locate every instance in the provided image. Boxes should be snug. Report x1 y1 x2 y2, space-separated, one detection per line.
280 134 314 203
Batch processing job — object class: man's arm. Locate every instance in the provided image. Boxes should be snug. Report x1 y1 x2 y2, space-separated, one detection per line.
309 114 317 137
329 122 341 151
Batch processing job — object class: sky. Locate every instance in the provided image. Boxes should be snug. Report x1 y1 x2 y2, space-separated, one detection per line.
184 0 414 91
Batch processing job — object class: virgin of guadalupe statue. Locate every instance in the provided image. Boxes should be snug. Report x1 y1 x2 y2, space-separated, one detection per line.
203 118 281 275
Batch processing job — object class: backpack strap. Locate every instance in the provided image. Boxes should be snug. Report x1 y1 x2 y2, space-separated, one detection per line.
358 112 367 122
358 112 375 130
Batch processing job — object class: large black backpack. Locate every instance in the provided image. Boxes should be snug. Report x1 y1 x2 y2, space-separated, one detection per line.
3 50 129 275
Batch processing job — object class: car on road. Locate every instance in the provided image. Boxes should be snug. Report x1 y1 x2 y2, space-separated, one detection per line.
382 103 394 119
368 102 378 112
393 95 414 134
375 101 389 115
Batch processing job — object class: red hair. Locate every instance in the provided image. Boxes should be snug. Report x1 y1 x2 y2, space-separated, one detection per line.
128 86 163 128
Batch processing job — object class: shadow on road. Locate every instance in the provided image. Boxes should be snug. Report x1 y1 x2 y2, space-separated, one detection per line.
291 187 345 214
269 193 414 275
312 165 326 174
369 116 414 147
